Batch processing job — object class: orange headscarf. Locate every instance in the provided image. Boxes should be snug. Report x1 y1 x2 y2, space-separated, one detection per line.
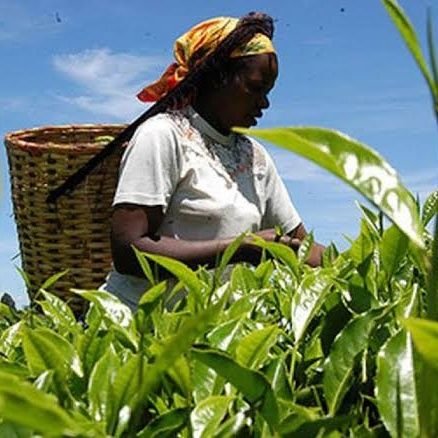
137 16 276 102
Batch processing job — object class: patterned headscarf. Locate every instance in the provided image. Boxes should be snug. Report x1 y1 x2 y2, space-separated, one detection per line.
137 16 276 102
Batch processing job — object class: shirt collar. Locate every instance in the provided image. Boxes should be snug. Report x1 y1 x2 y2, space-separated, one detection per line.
186 106 235 147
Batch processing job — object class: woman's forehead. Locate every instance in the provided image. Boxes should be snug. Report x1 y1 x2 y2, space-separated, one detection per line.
240 53 278 82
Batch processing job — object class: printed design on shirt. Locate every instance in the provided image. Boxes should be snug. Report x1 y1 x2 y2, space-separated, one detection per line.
166 108 263 184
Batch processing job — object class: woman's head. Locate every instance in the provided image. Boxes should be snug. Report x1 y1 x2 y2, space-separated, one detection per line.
194 52 278 133
136 12 277 129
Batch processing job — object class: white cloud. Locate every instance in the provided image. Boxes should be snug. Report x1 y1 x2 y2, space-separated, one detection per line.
52 48 165 120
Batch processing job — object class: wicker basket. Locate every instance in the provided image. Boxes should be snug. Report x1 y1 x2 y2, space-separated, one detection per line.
4 124 127 312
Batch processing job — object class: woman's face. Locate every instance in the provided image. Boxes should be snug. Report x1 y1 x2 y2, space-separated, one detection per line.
219 53 278 131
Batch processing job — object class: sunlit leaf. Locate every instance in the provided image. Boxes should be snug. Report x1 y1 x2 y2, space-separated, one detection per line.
33 370 54 392
380 224 409 281
235 325 279 369
0 372 78 436
281 414 352 437
21 326 83 380
215 233 247 286
39 270 70 292
137 302 222 408
382 0 437 99
143 253 206 298
404 317 438 369
323 308 386 414
137 407 189 438
37 290 77 333
236 126 425 249
133 246 157 286
72 289 133 329
376 329 419 437
422 189 438 227
297 232 314 265
88 346 120 426
427 9 438 90
207 318 246 352
0 321 22 358
192 346 279 431
190 396 234 438
291 270 334 343
250 236 300 277
229 264 259 294
108 353 143 435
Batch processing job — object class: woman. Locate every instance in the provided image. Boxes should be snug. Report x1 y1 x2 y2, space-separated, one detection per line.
102 12 325 310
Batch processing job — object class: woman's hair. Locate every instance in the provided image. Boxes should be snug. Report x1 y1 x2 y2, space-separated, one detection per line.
47 12 275 202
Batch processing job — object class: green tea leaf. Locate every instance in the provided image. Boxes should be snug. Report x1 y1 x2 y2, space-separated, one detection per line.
356 202 381 236
382 0 437 99
323 308 385 414
207 317 246 352
37 289 77 333
143 253 206 297
109 354 146 435
138 281 167 314
236 126 425 249
281 414 352 437
376 330 419 437
133 246 157 286
427 10 438 89
229 264 259 294
0 372 78 436
421 189 438 226
72 289 133 329
39 270 69 292
137 303 221 406
21 326 82 380
297 232 314 265
0 422 32 438
137 407 189 438
404 317 438 369
380 224 409 281
236 325 279 369
250 236 300 277
190 396 234 438
33 370 54 392
192 346 279 431
291 271 334 343
0 321 22 358
215 233 247 285
349 220 377 266
88 346 120 426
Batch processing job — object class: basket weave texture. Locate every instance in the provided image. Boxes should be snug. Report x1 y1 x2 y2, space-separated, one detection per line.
5 124 127 311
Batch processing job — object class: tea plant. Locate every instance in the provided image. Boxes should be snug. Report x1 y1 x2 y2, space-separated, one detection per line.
0 0 437 436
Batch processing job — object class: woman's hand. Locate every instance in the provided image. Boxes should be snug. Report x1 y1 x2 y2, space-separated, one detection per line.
252 224 325 267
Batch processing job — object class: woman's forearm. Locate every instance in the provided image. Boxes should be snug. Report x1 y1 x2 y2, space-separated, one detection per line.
113 234 263 277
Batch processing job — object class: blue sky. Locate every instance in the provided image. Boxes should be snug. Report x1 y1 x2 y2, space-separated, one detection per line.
1 0 437 307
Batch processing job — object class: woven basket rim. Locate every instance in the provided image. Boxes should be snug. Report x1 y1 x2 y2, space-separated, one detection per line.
4 123 128 153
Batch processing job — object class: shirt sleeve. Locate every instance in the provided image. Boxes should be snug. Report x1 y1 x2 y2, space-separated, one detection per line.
261 148 302 234
112 116 181 213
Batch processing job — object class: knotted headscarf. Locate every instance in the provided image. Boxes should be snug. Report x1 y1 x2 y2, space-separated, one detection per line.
137 16 276 102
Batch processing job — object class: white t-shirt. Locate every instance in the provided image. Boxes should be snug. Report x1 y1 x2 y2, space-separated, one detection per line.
102 106 301 309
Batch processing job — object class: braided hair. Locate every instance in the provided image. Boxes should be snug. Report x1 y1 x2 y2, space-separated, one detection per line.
47 12 275 202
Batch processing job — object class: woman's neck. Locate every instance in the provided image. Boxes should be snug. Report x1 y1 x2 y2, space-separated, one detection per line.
192 97 230 136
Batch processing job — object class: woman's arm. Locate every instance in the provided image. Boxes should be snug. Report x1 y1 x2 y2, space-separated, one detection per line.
111 203 282 277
